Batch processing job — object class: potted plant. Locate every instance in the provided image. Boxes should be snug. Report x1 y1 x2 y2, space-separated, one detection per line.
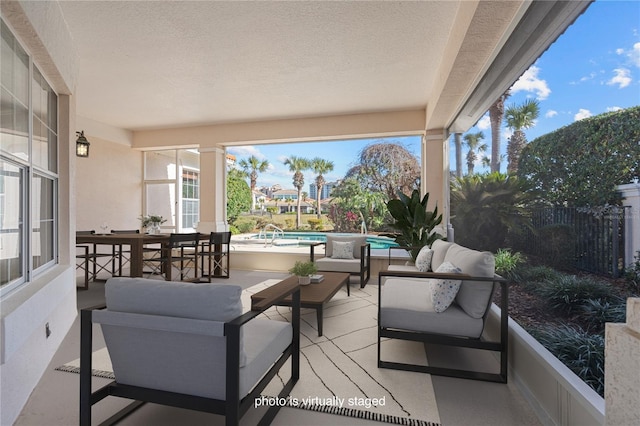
289 261 318 285
383 189 444 261
139 214 167 234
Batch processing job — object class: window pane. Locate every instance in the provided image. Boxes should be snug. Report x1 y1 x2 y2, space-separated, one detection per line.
1 20 29 105
0 160 24 286
32 174 54 270
31 67 57 172
182 199 199 230
0 87 29 161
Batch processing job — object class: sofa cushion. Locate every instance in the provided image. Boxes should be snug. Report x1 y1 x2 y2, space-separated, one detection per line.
430 239 455 271
105 277 242 322
325 235 367 259
415 246 434 272
331 240 354 259
444 244 495 319
430 261 462 313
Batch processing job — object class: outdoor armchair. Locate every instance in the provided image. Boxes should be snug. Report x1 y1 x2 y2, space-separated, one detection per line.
378 240 509 383
80 277 300 426
310 234 371 288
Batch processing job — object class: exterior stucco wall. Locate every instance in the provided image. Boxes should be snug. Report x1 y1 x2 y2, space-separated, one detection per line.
0 3 78 424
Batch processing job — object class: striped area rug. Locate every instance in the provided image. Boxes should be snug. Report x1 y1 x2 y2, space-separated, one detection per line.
57 281 440 425
243 280 441 426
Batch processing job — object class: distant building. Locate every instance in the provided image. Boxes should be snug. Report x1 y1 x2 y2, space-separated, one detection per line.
309 181 337 200
272 189 298 200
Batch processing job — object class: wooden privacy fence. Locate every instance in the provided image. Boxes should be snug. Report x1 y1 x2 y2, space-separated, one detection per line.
525 206 629 277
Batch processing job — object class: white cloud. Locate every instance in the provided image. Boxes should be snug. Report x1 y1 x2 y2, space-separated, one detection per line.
227 146 266 159
607 106 623 112
545 110 558 118
574 109 592 121
477 114 491 130
619 41 640 68
510 65 551 100
607 68 632 88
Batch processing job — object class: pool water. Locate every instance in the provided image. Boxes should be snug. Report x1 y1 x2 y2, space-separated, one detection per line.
249 232 398 249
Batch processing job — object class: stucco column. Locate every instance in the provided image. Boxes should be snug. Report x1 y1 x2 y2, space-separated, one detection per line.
197 146 228 232
605 297 640 425
422 130 451 240
618 182 640 267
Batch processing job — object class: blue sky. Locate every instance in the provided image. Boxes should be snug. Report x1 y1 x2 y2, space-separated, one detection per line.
228 0 640 189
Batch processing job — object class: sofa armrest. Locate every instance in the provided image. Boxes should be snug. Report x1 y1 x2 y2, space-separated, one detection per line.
361 243 371 267
310 242 326 262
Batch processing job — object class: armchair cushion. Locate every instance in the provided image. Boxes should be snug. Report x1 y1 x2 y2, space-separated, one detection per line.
96 278 292 400
105 277 242 321
380 278 484 337
325 235 367 259
415 246 434 272
316 257 361 273
444 244 495 319
430 239 455 270
331 240 354 259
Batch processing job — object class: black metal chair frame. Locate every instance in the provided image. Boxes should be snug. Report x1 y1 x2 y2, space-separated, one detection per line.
76 230 118 289
199 231 232 280
310 241 371 287
79 284 300 426
144 233 200 281
377 270 509 383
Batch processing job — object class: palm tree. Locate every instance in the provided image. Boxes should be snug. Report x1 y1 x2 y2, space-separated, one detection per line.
238 156 269 210
463 131 487 175
505 99 540 174
489 91 510 172
283 156 310 228
310 157 335 219
453 133 463 178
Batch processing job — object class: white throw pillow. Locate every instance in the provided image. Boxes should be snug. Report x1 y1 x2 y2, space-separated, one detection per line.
331 241 354 259
415 247 434 272
430 261 462 313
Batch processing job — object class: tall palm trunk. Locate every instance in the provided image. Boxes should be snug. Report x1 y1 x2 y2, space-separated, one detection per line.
454 133 462 178
489 92 509 172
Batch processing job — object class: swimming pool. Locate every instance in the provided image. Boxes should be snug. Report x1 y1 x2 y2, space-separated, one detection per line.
246 232 399 249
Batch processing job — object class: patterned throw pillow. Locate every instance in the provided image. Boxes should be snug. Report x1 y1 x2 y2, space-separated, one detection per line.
415 247 434 272
331 241 354 259
430 261 462 313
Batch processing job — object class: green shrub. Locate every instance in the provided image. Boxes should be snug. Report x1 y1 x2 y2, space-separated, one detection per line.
307 218 324 230
234 217 257 234
228 224 240 235
530 324 604 396
494 249 525 280
511 265 564 290
534 275 614 314
578 298 627 333
624 251 640 292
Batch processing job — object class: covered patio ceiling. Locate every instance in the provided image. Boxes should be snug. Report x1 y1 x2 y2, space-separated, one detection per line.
52 0 591 143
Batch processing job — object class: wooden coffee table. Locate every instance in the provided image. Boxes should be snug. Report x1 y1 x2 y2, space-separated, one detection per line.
251 272 350 336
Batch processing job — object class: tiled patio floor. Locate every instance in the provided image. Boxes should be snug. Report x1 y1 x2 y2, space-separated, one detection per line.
15 270 540 425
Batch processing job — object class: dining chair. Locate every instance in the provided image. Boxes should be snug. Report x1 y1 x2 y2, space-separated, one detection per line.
198 231 232 280
75 230 118 289
144 233 200 281
110 229 140 276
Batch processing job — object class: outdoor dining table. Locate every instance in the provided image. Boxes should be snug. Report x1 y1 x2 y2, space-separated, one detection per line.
75 232 207 281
